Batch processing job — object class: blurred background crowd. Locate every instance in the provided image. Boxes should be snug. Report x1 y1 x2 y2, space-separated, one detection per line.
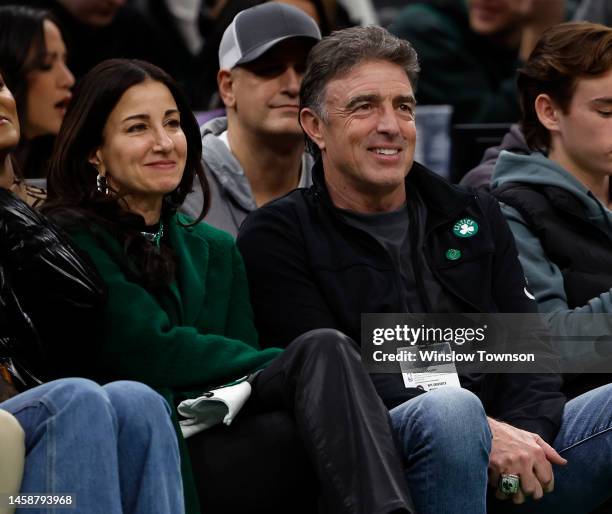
0 0 609 185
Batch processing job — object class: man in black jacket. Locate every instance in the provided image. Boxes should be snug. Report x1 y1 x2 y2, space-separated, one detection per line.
238 26 612 513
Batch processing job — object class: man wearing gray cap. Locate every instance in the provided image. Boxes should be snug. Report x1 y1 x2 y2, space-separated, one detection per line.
181 2 321 237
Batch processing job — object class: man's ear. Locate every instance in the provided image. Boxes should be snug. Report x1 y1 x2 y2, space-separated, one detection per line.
300 108 326 152
534 93 561 133
217 68 236 108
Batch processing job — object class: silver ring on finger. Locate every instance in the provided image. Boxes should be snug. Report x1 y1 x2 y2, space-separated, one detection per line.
499 474 520 495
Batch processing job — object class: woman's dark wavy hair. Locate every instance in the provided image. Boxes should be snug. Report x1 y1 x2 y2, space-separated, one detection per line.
518 22 612 152
0 5 59 177
44 58 210 289
0 5 54 130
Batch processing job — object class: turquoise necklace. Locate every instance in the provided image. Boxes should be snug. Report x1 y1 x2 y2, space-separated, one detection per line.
140 219 164 248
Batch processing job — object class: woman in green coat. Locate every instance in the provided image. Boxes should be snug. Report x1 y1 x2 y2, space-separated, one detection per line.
44 58 414 514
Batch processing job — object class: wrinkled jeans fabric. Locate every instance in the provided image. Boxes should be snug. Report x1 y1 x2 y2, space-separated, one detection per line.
491 383 612 514
389 384 612 514
390 388 491 514
0 378 184 514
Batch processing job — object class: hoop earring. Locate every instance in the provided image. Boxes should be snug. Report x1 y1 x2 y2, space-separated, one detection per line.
96 173 109 195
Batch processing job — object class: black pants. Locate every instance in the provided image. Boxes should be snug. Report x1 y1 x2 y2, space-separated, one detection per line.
188 409 316 513
248 328 414 514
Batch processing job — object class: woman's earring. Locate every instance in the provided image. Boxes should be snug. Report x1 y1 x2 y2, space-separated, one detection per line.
96 173 109 195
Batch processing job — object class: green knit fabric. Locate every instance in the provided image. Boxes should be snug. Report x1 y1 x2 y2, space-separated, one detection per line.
69 213 282 514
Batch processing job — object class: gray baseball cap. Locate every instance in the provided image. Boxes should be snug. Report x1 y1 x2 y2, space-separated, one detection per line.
218 3 322 70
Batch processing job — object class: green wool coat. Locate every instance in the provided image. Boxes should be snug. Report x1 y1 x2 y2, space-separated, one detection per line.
68 213 282 514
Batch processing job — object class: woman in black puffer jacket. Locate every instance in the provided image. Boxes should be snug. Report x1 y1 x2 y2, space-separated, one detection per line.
0 70 187 514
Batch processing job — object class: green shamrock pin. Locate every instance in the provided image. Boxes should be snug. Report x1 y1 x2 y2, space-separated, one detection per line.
453 218 479 238
445 248 462 261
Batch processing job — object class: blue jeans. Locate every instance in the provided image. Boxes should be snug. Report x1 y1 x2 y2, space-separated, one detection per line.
0 378 184 514
390 385 612 514
390 388 491 514
491 383 612 514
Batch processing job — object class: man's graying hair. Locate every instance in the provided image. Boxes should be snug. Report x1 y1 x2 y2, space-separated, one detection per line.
299 26 420 156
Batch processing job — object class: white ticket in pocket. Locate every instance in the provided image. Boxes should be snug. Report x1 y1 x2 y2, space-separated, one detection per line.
398 343 462 391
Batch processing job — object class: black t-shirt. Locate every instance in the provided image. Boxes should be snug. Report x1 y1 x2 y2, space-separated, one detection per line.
338 196 427 407
337 190 465 407
339 200 426 314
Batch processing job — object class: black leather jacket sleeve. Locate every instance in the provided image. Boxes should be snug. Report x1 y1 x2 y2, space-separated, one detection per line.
0 188 107 381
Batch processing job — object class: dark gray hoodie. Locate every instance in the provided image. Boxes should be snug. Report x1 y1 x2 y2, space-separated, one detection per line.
492 150 612 370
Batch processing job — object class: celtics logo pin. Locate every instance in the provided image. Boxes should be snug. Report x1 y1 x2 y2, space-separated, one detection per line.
445 248 462 261
453 218 479 238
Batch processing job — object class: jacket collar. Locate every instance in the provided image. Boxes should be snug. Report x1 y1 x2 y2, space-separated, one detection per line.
311 158 475 228
203 117 316 212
